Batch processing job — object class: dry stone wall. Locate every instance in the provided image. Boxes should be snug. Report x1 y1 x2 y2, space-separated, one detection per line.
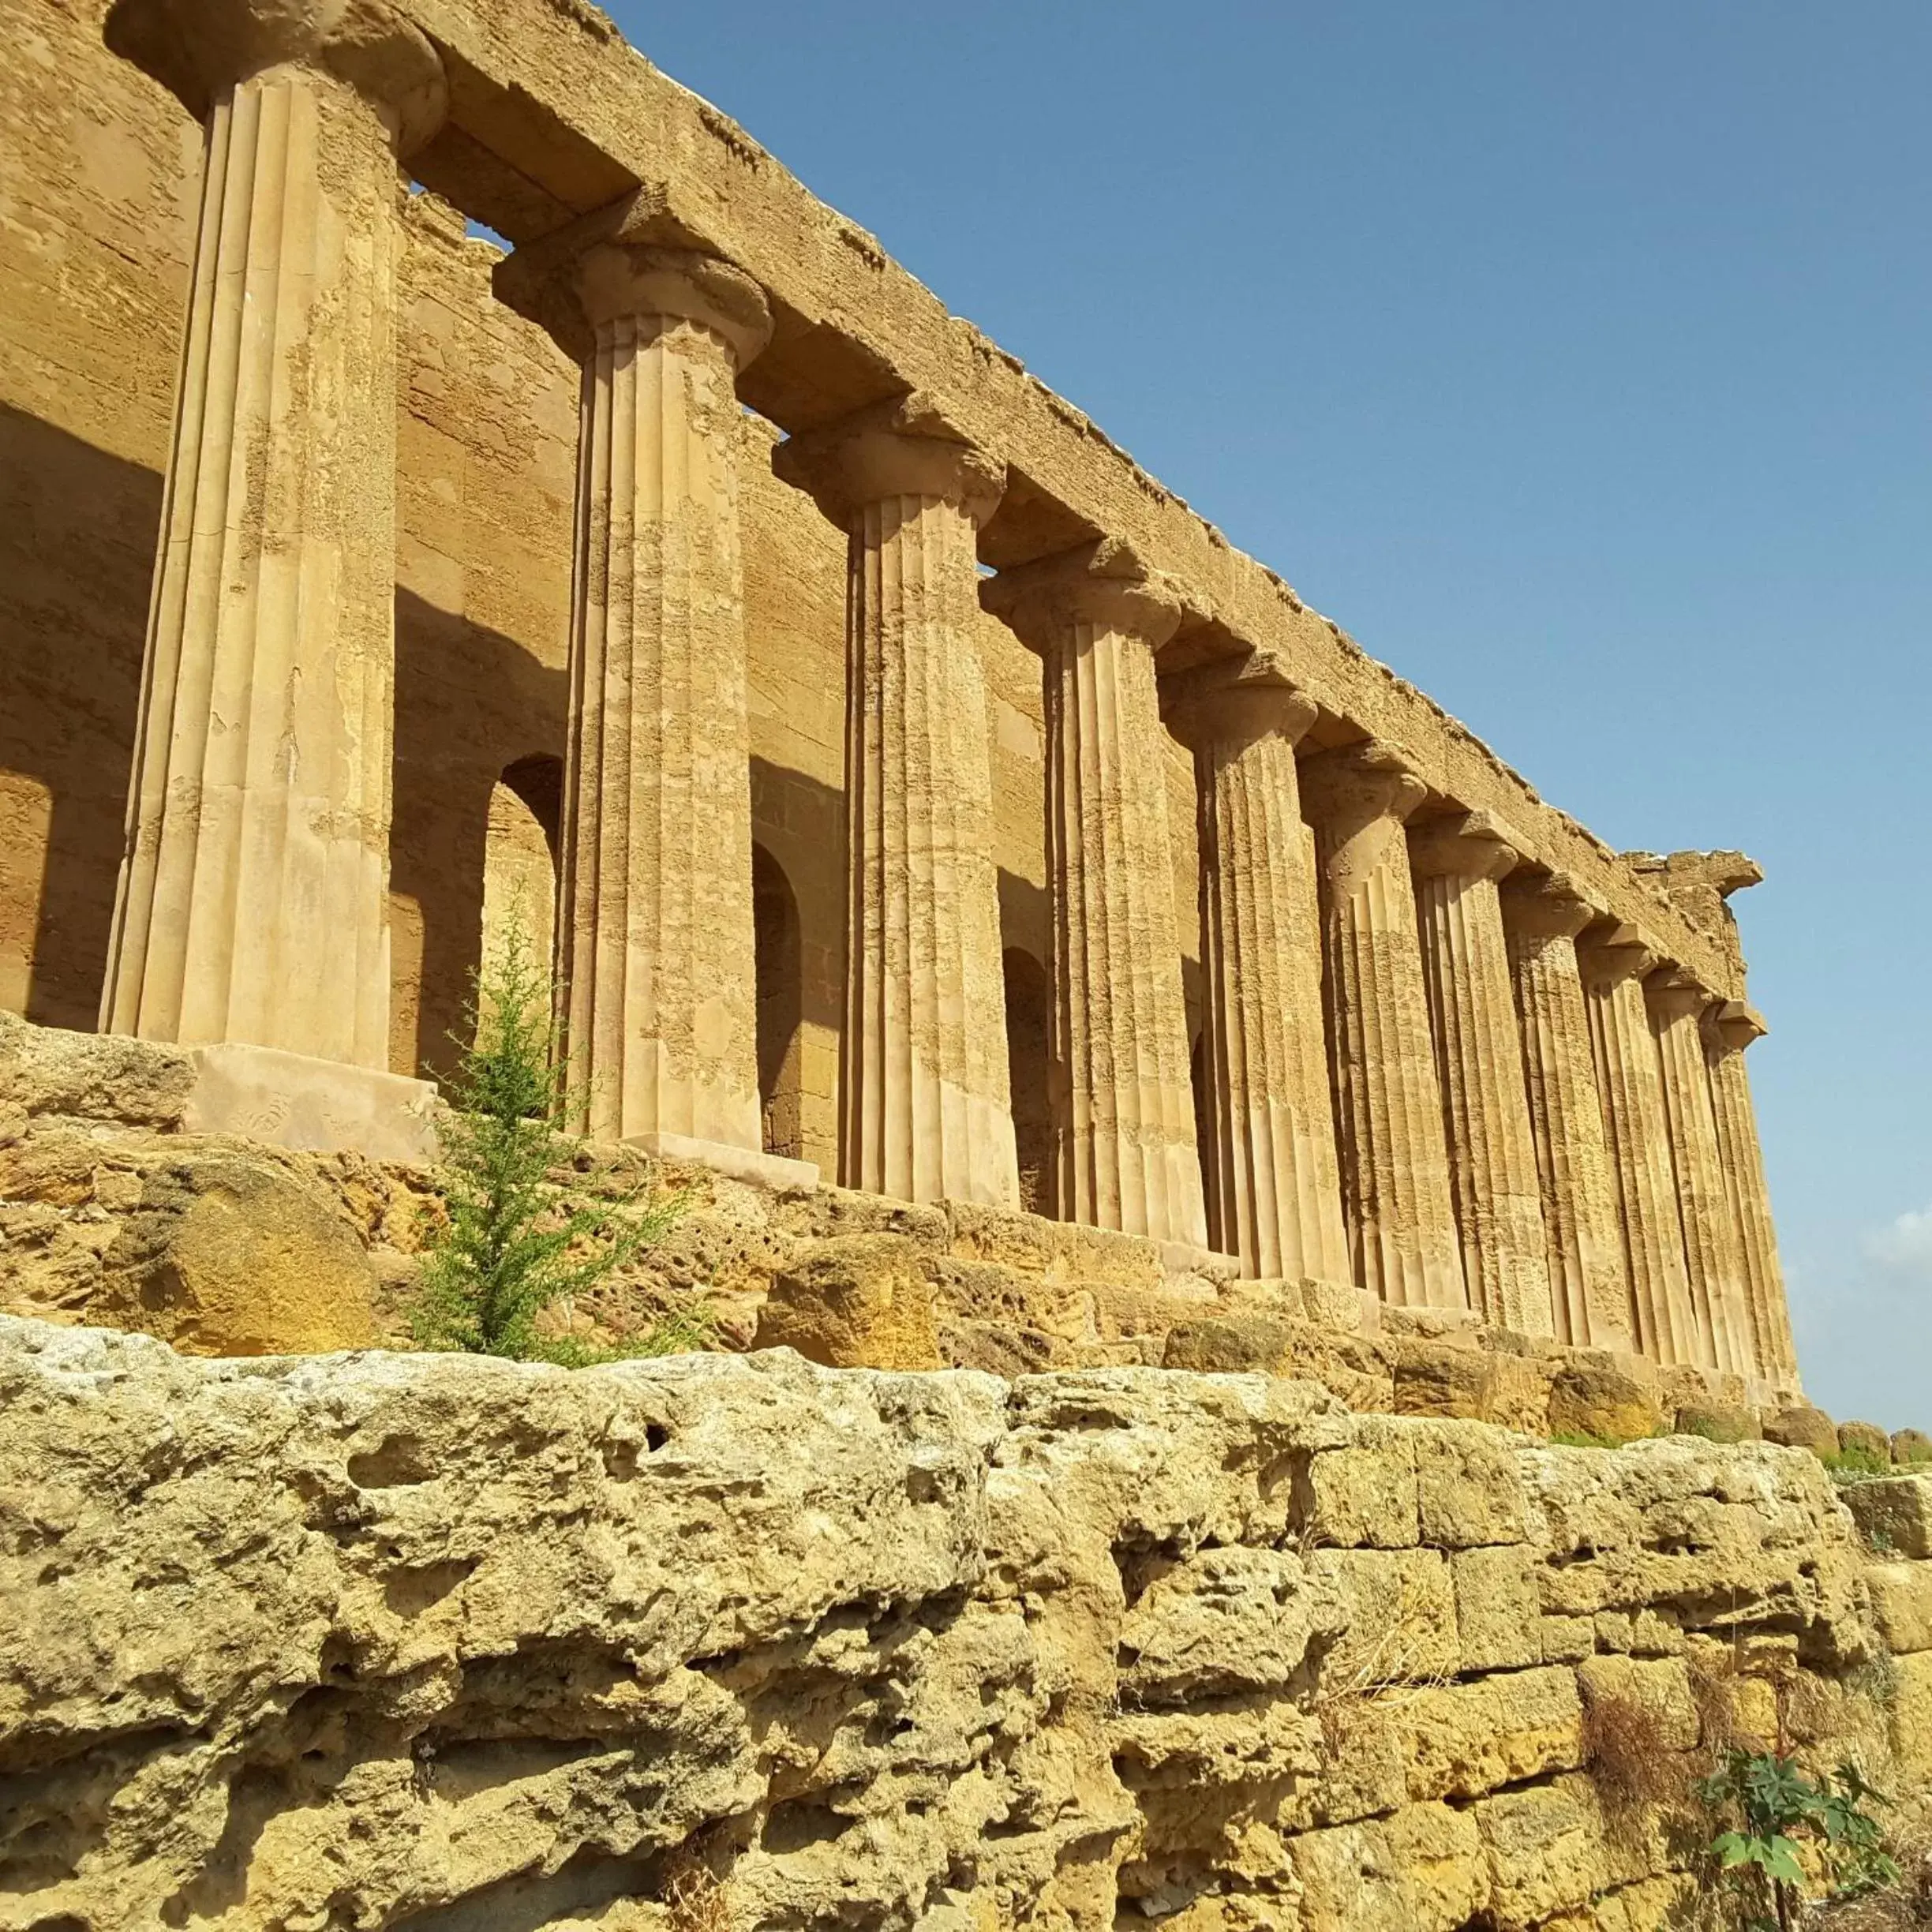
0 1312 1915 1932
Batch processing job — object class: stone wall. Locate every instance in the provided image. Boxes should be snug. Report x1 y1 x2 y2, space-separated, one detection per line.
1 1311 1919 1932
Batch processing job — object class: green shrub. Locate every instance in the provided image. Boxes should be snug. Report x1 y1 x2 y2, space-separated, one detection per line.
1696 1747 1898 1930
410 912 698 1365
1822 1446 1893 1487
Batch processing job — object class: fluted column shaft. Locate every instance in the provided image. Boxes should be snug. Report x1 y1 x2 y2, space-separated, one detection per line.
1648 976 1750 1376
1410 816 1552 1334
1705 1009 1800 1388
536 249 773 1148
1580 938 1699 1365
777 402 1017 1207
984 545 1206 1245
102 20 441 1066
1301 743 1465 1309
1166 672 1348 1281
1500 875 1633 1348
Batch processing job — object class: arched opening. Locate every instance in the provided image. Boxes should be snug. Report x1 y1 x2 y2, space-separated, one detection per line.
1003 947 1054 1218
753 844 804 1160
479 754 563 996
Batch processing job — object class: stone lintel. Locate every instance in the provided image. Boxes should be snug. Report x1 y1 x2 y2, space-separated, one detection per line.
182 1043 440 1166
981 535 1183 657
625 1131 821 1196
773 392 1003 529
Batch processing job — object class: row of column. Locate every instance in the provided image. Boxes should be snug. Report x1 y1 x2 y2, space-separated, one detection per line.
99 1 1798 1389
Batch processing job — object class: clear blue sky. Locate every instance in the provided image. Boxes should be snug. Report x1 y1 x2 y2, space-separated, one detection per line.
603 1 1930 1426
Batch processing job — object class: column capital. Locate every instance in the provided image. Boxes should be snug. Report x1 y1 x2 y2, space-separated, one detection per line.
1644 965 1718 1024
1160 657 1318 753
107 0 446 152
1576 922 1661 990
1708 1000 1769 1054
1300 739 1428 830
496 204 772 369
980 535 1182 654
1499 867 1601 940
1407 808 1522 885
773 392 1003 529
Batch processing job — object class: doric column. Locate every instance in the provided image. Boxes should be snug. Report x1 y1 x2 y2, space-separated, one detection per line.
1498 872 1633 1348
774 398 1017 1208
1578 930 1699 1365
1704 1004 1801 1389
1163 664 1348 1282
499 223 776 1159
1408 812 1552 1334
982 541 1206 1247
1647 971 1750 1376
1300 742 1465 1310
99 0 444 1069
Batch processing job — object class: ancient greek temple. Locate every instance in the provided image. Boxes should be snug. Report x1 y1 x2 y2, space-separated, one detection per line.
0 0 1799 1396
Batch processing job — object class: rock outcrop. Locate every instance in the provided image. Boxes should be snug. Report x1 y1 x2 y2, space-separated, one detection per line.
0 1315 1914 1931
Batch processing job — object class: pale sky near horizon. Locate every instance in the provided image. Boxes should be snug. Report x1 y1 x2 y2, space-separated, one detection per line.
601 1 1930 1426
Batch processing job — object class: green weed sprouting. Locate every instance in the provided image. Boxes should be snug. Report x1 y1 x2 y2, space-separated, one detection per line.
409 910 703 1366
1697 1747 1899 1930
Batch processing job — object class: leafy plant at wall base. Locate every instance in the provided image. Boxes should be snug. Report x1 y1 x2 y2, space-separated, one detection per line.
1822 1446 1895 1486
410 912 696 1365
1697 1748 1899 1931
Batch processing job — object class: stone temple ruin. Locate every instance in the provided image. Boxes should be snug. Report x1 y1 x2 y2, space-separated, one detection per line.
3 0 1796 1402
6 3 1931 1930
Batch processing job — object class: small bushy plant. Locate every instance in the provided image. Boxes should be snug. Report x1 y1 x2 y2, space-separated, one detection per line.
1822 1446 1895 1487
1697 1747 1898 1930
410 912 701 1365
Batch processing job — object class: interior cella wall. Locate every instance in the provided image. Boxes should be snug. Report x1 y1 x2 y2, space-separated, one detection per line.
3 1312 1926 1932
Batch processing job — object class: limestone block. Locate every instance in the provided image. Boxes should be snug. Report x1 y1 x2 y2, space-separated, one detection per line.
1893 1428 1932 1467
1301 1414 1421 1549
1891 1651 1932 1783
1398 1665 1586 1802
1391 1337 1552 1433
1547 1357 1663 1443
1111 1699 1322 1791
1843 1475 1932 1559
1576 1653 1699 1751
0 1011 193 1129
1288 1803 1488 1932
1307 1546 1458 1684
1163 1316 1395 1414
1540 1614 1596 1664
752 1233 942 1370
1838 1419 1892 1461
1413 1421 1528 1548
1473 1778 1611 1927
1118 1547 1331 1706
1453 1544 1544 1671
1764 1404 1839 1455
92 1153 376 1355
1675 1400 1759 1443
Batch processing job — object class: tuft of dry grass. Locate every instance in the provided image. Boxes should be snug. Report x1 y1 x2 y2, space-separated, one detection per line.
1582 1690 1698 1823
662 1854 732 1932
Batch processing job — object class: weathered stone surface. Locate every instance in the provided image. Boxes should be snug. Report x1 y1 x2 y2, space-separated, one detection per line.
89 1151 379 1354
751 1232 943 1369
1764 1403 1840 1455
1842 1474 1932 1560
0 1316 1904 1930
1893 1428 1932 1466
1163 1314 1395 1413
0 1009 193 1128
1838 1418 1892 1461
1547 1356 1663 1444
1675 1399 1759 1443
